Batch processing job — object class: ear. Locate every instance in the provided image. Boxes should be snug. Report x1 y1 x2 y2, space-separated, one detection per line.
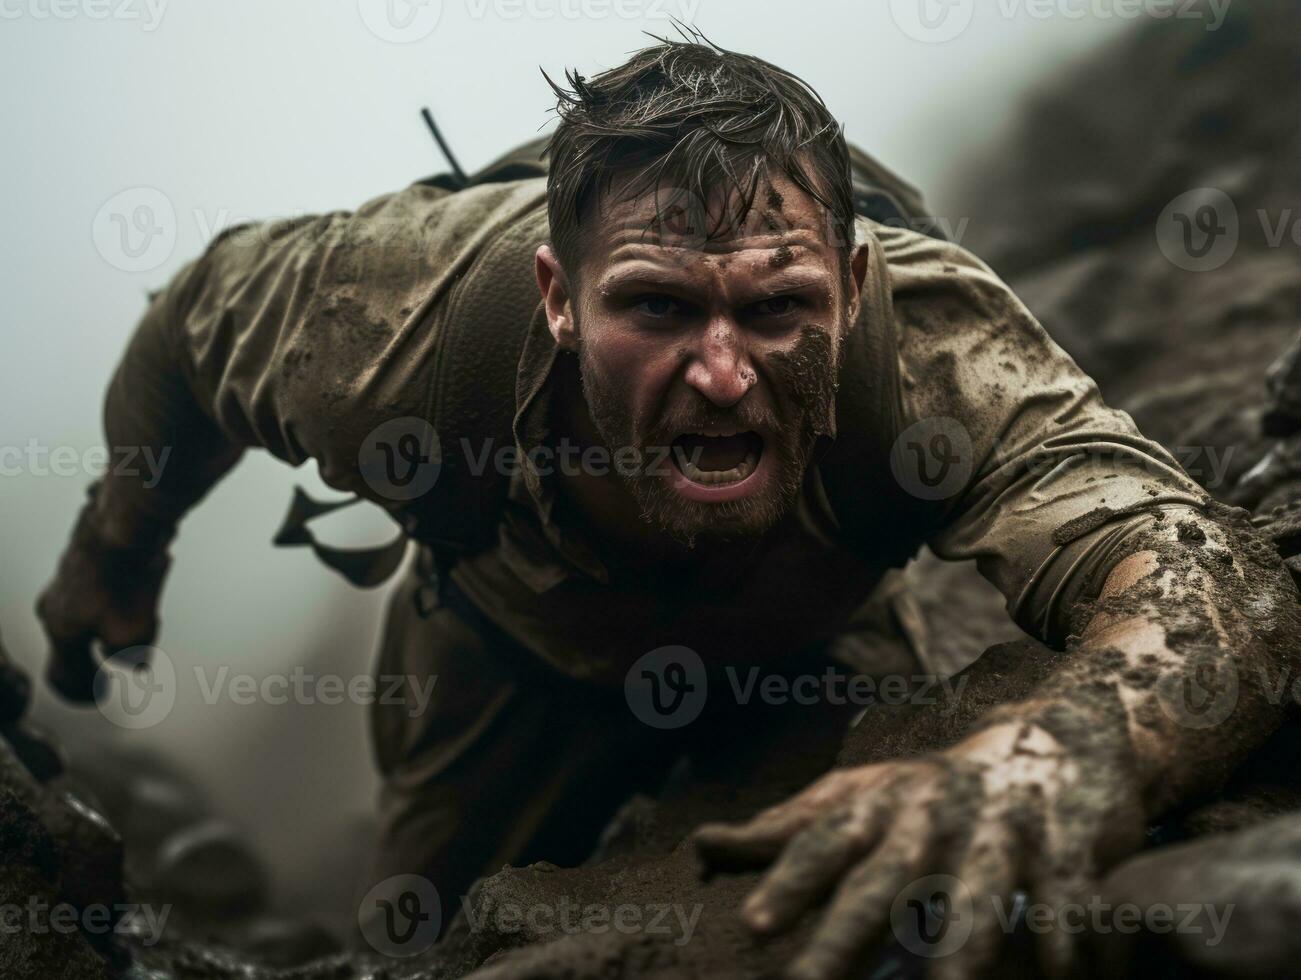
845 242 871 325
535 244 577 351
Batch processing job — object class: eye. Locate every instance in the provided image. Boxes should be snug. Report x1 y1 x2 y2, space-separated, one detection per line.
632 294 689 319
754 296 801 316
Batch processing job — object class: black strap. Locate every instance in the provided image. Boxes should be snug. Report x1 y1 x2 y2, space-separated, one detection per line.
272 487 408 588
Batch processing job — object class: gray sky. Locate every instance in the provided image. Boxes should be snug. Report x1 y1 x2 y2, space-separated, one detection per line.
0 0 1129 934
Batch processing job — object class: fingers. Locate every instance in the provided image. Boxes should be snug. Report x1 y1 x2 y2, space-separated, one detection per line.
36 555 157 706
785 816 935 980
742 793 893 936
1030 869 1092 979
35 582 99 704
694 797 827 872
44 632 100 704
928 822 1019 980
1025 806 1096 980
695 770 885 873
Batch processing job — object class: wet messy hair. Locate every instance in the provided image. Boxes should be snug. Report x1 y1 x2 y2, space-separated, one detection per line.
542 27 856 281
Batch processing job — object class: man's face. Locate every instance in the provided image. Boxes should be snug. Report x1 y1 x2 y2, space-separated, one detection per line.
540 169 866 547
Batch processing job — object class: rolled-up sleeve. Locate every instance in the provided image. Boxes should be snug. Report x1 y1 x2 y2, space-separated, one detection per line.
879 226 1207 643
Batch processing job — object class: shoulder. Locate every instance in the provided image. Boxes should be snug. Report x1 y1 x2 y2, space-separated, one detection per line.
191 176 549 308
862 219 1023 324
174 177 550 481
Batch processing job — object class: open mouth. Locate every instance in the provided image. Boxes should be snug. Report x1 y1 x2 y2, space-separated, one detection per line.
670 430 764 486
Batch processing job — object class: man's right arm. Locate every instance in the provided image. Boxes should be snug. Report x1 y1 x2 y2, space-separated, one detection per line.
37 178 548 700
36 247 248 699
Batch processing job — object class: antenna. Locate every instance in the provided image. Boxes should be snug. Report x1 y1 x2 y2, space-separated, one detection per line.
421 107 467 185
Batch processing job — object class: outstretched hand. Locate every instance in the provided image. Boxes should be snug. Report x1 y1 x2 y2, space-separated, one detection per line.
693 720 1144 979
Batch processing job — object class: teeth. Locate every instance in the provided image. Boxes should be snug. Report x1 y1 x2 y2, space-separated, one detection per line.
676 449 759 485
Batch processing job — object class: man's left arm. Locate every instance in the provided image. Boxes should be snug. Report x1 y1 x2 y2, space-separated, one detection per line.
693 229 1301 979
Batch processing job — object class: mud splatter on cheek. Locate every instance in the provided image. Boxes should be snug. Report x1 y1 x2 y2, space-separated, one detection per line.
765 326 842 436
767 326 837 390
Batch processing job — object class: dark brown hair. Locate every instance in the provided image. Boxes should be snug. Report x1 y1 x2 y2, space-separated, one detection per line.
542 28 856 281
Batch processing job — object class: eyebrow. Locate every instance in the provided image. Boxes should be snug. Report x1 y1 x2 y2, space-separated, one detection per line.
597 265 834 299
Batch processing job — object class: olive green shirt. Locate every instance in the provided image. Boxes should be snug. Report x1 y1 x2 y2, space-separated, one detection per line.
99 176 1206 682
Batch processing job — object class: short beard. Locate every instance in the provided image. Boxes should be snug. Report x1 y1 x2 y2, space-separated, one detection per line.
578 326 842 549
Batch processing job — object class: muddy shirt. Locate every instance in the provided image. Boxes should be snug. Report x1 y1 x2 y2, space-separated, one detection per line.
99 176 1207 682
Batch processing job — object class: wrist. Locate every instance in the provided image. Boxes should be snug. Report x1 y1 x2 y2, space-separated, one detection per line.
82 481 175 555
978 696 1138 780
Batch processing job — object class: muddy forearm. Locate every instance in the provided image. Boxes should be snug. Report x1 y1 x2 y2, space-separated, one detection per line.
986 504 1301 816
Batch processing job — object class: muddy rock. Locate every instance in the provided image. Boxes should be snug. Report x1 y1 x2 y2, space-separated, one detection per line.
0 783 114 980
0 731 120 978
0 640 31 724
1264 332 1301 436
954 1 1301 409
151 819 271 923
1094 811 1301 978
4 720 66 784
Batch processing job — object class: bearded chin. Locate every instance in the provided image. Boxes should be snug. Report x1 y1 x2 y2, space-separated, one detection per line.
577 334 838 550
632 449 805 549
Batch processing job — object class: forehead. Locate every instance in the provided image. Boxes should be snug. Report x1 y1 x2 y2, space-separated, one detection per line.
582 168 841 283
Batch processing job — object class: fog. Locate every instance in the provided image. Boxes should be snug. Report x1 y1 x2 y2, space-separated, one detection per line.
0 0 1127 935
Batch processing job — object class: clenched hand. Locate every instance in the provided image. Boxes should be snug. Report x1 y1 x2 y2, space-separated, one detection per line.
36 487 170 703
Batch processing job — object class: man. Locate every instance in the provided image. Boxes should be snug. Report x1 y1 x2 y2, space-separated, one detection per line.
36 36 1299 979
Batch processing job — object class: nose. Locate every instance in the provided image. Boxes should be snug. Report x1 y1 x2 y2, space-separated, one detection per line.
683 317 757 408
